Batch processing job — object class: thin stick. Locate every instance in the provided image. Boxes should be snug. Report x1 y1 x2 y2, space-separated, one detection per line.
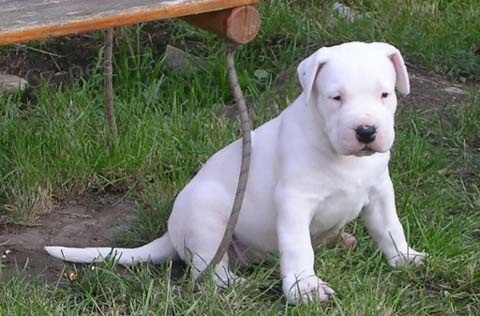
197 43 252 282
104 28 118 141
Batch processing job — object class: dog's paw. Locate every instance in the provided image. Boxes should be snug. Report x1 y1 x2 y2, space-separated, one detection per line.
214 271 246 288
283 274 335 305
388 248 428 267
325 232 357 251
338 232 357 250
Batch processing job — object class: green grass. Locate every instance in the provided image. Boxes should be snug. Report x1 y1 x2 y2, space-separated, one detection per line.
1 0 479 314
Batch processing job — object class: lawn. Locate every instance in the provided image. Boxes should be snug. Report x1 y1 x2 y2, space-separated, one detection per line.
1 0 479 314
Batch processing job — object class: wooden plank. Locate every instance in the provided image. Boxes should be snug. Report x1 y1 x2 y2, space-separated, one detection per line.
0 0 260 45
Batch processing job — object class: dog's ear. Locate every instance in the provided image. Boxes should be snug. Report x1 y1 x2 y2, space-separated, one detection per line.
371 42 410 96
297 47 329 104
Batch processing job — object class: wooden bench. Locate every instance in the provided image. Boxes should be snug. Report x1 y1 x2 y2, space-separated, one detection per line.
0 0 261 45
0 0 261 137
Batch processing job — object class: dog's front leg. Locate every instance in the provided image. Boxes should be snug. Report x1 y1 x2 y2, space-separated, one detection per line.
276 194 335 305
362 175 427 267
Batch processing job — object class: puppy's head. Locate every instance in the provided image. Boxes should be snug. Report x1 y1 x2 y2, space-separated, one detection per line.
297 42 409 156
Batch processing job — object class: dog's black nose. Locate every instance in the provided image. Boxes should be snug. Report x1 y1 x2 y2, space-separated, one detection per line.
355 125 376 144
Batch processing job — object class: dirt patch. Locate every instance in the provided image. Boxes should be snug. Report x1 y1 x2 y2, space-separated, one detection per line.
0 194 136 283
404 68 473 108
0 21 172 89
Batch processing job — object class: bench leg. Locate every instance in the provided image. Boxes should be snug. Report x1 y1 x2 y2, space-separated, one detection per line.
104 28 118 144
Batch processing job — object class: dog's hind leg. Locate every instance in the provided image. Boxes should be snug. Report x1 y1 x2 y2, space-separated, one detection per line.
190 251 243 288
183 216 245 288
168 181 245 288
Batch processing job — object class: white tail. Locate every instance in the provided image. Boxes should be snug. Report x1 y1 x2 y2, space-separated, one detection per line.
44 233 177 266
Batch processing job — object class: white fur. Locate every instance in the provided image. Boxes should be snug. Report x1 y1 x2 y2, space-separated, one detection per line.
45 42 427 305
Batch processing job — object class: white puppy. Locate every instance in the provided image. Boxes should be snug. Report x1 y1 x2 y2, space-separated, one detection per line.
46 42 427 305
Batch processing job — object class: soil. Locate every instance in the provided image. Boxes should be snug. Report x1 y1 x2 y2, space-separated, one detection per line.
404 66 473 108
0 194 136 284
0 20 172 89
0 31 476 284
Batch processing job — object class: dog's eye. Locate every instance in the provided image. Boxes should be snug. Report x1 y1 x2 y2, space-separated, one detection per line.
332 95 341 101
381 92 389 98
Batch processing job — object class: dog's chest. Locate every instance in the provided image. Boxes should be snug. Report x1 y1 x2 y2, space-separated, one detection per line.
309 182 370 242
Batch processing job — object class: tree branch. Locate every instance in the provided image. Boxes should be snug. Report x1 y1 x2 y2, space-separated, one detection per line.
197 43 252 282
104 28 118 142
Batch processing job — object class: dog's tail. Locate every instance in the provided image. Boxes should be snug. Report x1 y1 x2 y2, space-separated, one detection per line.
44 232 177 266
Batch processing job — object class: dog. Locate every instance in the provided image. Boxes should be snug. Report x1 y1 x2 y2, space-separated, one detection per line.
46 41 427 305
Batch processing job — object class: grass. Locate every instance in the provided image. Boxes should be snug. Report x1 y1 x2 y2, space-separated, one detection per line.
1 0 479 314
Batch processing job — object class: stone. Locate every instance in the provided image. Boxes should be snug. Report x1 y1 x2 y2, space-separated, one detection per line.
0 74 28 93
164 45 202 72
332 2 368 22
443 86 467 95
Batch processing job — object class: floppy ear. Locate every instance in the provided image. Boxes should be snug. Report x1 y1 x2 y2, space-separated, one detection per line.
297 47 329 104
371 42 410 96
